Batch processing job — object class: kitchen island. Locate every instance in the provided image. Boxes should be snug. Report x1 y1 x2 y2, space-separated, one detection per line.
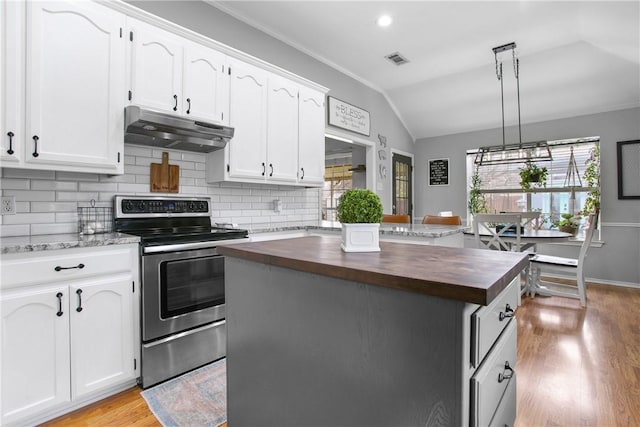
219 236 528 427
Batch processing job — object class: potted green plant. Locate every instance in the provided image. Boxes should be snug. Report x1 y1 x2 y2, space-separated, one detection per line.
336 188 383 252
519 161 548 191
553 213 581 236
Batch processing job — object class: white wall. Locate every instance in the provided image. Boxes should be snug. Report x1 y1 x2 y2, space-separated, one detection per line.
414 107 640 286
125 0 415 213
0 145 320 236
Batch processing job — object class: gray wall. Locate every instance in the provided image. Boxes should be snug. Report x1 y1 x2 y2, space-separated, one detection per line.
126 0 414 212
414 107 640 286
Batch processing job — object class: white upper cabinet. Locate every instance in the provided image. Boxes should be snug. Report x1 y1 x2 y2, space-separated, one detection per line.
267 75 299 183
0 1 24 166
24 1 125 173
128 18 229 124
224 58 269 181
207 58 326 187
298 87 326 185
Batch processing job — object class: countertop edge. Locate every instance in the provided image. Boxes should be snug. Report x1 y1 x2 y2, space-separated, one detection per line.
220 236 529 305
1 233 140 255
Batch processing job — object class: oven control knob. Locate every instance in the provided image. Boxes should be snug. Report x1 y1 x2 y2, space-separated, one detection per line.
198 202 206 211
188 202 196 211
137 201 147 212
123 200 133 212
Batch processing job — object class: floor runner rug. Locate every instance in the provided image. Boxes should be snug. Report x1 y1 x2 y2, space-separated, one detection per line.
141 358 226 427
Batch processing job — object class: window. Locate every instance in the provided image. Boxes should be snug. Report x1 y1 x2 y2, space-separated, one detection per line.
322 163 352 221
467 137 600 236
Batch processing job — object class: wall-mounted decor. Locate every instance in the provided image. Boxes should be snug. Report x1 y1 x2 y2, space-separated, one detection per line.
428 158 449 186
617 140 640 199
328 96 370 136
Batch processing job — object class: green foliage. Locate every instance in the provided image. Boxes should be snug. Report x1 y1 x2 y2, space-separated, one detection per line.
553 212 581 229
519 162 548 191
336 189 383 224
582 146 600 215
468 166 488 214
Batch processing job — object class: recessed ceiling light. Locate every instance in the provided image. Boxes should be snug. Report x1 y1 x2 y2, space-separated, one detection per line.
376 15 392 27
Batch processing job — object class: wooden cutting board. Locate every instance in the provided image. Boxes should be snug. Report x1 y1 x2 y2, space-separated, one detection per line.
150 152 179 193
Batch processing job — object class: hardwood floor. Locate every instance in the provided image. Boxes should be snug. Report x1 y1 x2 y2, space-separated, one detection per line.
41 282 639 427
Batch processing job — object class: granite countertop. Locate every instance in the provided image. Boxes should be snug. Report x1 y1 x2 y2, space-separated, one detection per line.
247 220 470 238
219 235 528 305
1 232 140 255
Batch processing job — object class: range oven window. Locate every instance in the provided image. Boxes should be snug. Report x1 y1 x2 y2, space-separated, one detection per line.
159 255 225 318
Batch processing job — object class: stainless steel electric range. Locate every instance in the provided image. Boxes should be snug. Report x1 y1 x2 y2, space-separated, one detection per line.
113 195 248 388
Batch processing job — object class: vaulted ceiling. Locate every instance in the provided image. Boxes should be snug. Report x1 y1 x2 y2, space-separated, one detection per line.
211 1 640 141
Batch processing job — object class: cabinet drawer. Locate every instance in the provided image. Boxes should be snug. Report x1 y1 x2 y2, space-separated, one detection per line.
1 245 137 290
471 320 517 427
489 373 517 427
471 276 519 367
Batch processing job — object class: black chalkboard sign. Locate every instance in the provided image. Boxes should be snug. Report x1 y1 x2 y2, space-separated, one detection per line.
429 158 449 186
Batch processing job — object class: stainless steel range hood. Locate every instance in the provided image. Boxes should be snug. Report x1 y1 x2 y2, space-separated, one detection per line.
124 106 234 153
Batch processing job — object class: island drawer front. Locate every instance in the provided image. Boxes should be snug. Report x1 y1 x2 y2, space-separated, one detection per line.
471 320 517 427
471 276 519 367
489 374 517 427
1 246 136 290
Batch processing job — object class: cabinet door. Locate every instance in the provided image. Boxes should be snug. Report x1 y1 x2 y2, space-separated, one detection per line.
183 41 228 124
1 285 70 425
227 59 268 180
0 0 24 166
298 87 326 186
70 275 134 400
267 76 299 183
128 17 183 114
26 1 125 173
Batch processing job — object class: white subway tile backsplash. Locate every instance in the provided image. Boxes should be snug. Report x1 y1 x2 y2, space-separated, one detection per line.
56 192 99 202
0 149 320 237
1 178 30 190
31 202 77 212
3 168 55 180
4 189 55 202
0 224 30 237
31 180 78 191
31 222 77 235
3 212 55 225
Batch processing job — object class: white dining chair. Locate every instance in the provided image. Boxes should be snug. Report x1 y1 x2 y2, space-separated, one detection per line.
472 213 522 252
528 213 596 307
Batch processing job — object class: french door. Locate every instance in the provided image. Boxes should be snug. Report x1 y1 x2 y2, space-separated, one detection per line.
392 153 413 220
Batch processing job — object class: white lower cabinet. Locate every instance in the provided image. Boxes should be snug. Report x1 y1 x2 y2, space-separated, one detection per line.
0 244 139 426
464 276 519 427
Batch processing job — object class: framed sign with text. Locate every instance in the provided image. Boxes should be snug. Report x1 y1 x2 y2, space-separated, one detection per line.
617 140 640 199
327 96 370 136
428 158 449 186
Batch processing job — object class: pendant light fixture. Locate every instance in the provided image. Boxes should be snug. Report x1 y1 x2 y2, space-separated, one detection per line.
474 42 553 166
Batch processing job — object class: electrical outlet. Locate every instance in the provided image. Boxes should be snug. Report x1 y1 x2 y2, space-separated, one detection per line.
1 196 16 215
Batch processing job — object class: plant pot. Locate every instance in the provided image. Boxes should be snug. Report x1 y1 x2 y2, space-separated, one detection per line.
340 223 380 252
558 225 578 236
529 173 541 182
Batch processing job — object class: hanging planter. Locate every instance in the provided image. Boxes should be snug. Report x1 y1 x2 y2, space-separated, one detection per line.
519 162 548 191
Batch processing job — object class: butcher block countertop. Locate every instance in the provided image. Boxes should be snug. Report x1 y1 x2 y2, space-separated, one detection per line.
218 235 529 306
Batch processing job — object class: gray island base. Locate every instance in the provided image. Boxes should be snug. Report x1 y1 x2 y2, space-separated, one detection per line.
219 236 528 427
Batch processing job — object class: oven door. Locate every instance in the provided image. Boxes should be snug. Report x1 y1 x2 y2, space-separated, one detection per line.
142 247 226 342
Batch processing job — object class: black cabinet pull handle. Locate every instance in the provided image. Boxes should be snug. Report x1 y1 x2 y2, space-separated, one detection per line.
300 167 305 180
186 98 191 114
54 263 85 272
76 289 83 312
173 94 178 111
7 131 14 155
498 361 514 383
56 292 64 317
269 163 273 177
261 162 265 176
32 135 39 157
499 303 514 321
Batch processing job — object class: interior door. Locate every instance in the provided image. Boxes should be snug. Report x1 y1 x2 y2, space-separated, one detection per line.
392 153 413 220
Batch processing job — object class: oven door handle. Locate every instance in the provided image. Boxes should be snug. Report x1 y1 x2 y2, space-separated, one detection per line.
142 238 247 254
